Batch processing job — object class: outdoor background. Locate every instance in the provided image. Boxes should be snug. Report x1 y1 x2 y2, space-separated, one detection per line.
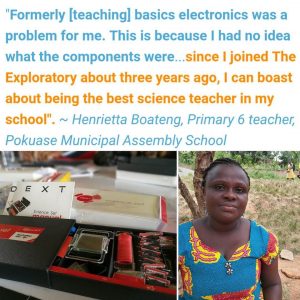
178 151 300 300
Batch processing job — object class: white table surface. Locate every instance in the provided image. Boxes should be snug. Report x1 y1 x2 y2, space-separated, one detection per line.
0 166 177 300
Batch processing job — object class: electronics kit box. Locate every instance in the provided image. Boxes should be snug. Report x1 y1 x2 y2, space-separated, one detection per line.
0 215 176 300
3 183 167 231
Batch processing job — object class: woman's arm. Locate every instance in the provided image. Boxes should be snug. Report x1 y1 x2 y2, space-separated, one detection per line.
260 257 282 300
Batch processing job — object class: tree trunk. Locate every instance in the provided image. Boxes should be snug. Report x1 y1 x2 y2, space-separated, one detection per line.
178 176 200 219
193 151 214 216
179 151 214 220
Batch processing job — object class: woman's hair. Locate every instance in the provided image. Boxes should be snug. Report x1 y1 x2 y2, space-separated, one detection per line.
202 158 250 188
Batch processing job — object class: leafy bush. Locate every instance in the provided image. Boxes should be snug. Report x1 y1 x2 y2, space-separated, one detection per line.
179 151 195 166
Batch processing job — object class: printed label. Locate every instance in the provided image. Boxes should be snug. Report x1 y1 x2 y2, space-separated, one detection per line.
0 224 45 243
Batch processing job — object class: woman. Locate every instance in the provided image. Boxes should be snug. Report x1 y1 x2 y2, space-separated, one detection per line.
286 162 296 180
179 158 282 299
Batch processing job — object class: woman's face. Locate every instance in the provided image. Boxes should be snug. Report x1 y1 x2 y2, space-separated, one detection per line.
203 164 249 224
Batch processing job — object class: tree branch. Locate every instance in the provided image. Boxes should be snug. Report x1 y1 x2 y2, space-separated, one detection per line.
178 175 200 219
193 152 214 217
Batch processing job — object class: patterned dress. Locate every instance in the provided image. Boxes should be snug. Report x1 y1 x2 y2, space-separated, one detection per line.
179 220 279 300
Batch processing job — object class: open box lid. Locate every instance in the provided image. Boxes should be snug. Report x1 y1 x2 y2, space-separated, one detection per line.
0 215 75 287
71 188 167 230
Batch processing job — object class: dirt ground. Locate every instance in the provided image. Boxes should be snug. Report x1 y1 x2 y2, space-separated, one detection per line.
279 255 300 300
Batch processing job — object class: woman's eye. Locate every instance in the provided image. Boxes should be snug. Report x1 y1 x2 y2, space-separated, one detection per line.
214 185 224 191
235 187 246 193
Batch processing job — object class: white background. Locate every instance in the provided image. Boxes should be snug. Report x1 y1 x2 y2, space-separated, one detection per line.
1 0 299 150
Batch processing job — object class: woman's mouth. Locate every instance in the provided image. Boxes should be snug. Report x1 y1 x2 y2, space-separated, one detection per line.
219 205 237 212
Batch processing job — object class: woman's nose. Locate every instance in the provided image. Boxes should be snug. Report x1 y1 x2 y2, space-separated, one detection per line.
224 188 236 200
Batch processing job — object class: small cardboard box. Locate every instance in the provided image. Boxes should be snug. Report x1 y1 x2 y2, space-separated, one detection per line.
0 216 176 300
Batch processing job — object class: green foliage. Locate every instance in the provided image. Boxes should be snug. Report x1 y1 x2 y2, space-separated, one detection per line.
220 151 277 165
180 151 300 170
214 151 229 160
179 151 195 166
279 151 300 167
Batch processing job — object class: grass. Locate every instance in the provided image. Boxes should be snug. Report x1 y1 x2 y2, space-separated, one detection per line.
246 178 300 254
248 169 283 180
